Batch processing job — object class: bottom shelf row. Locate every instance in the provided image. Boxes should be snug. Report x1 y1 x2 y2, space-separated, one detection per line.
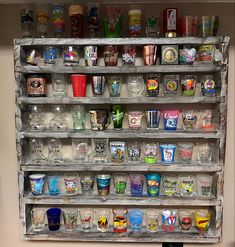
30 207 212 235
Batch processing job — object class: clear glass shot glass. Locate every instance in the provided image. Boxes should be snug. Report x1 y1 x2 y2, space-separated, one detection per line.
196 174 213 197
96 209 110 232
31 209 46 232
197 143 214 163
145 210 160 232
80 208 94 232
80 174 94 194
63 209 78 231
127 142 141 162
113 174 127 195
179 210 193 231
64 173 78 195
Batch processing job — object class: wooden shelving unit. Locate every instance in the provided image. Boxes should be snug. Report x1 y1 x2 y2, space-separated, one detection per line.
15 36 229 243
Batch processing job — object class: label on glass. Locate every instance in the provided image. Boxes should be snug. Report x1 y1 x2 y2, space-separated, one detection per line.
44 46 58 64
165 79 178 92
167 9 177 30
113 214 127 232
198 45 214 62
37 11 49 24
162 47 178 63
147 78 159 96
27 77 46 96
110 143 125 162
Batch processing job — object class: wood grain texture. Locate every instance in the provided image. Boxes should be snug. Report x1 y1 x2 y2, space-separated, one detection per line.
17 129 224 139
14 37 225 46
23 227 219 243
23 193 220 206
17 96 225 105
17 65 223 74
21 162 222 172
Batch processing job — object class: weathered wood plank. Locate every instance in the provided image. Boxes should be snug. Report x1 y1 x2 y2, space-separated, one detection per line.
23 193 220 206
17 96 225 105
21 162 222 172
23 226 219 243
17 65 223 74
17 129 224 139
14 37 225 46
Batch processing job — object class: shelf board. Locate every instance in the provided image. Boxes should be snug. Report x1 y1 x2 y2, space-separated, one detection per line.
14 37 226 46
21 162 222 172
23 193 220 206
16 65 223 74
17 96 225 105
17 129 224 139
24 227 219 243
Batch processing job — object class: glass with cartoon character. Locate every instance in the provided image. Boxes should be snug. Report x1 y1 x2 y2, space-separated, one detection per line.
96 209 110 232
64 174 78 195
112 208 128 233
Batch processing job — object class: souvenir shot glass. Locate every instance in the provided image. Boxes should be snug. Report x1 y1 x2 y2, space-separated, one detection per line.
178 143 194 163
127 111 144 129
162 175 178 196
89 109 109 131
143 45 157 65
63 209 78 231
72 105 86 131
146 173 161 197
47 175 60 195
46 208 62 231
122 45 136 66
129 174 145 196
64 174 78 195
111 105 124 130
84 45 98 66
91 76 106 96
162 209 177 232
145 110 161 129
80 208 94 232
113 208 128 233
127 142 141 162
129 209 144 231
160 144 176 164
80 174 94 195
96 174 111 196
143 143 158 164
96 209 110 232
110 141 126 163
72 138 89 161
197 143 213 163
145 210 160 232
70 74 87 97
113 174 127 195
29 174 46 195
196 174 213 197
63 46 79 66
163 110 179 131
179 210 193 231
179 46 196 65
31 209 46 232
91 138 108 163
179 175 195 196
107 76 122 97
103 45 118 66
181 75 197 96
182 111 197 130
194 209 211 233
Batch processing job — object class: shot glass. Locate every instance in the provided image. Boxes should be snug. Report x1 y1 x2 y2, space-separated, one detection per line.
84 45 98 66
129 210 144 231
64 174 78 195
91 76 106 96
162 175 178 196
196 174 213 197
80 208 94 232
46 208 62 231
179 210 193 231
179 175 195 196
29 174 46 195
96 174 111 196
127 142 141 162
47 175 60 195
63 46 79 66
146 173 161 197
113 174 127 195
160 144 176 163
181 75 197 96
182 111 197 130
96 208 110 232
63 209 78 231
80 174 94 194
194 209 211 233
129 174 145 196
179 16 198 37
162 209 177 232
178 143 194 163
72 138 89 161
107 76 122 97
103 45 118 66
31 209 46 232
143 45 157 65
143 143 158 164
145 110 161 129
122 45 136 66
113 208 128 233
201 110 215 131
110 141 126 163
197 143 213 163
199 16 213 37
127 111 144 129
145 210 160 232
163 110 179 131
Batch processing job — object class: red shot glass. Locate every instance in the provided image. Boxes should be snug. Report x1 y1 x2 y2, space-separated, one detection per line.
71 74 87 97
